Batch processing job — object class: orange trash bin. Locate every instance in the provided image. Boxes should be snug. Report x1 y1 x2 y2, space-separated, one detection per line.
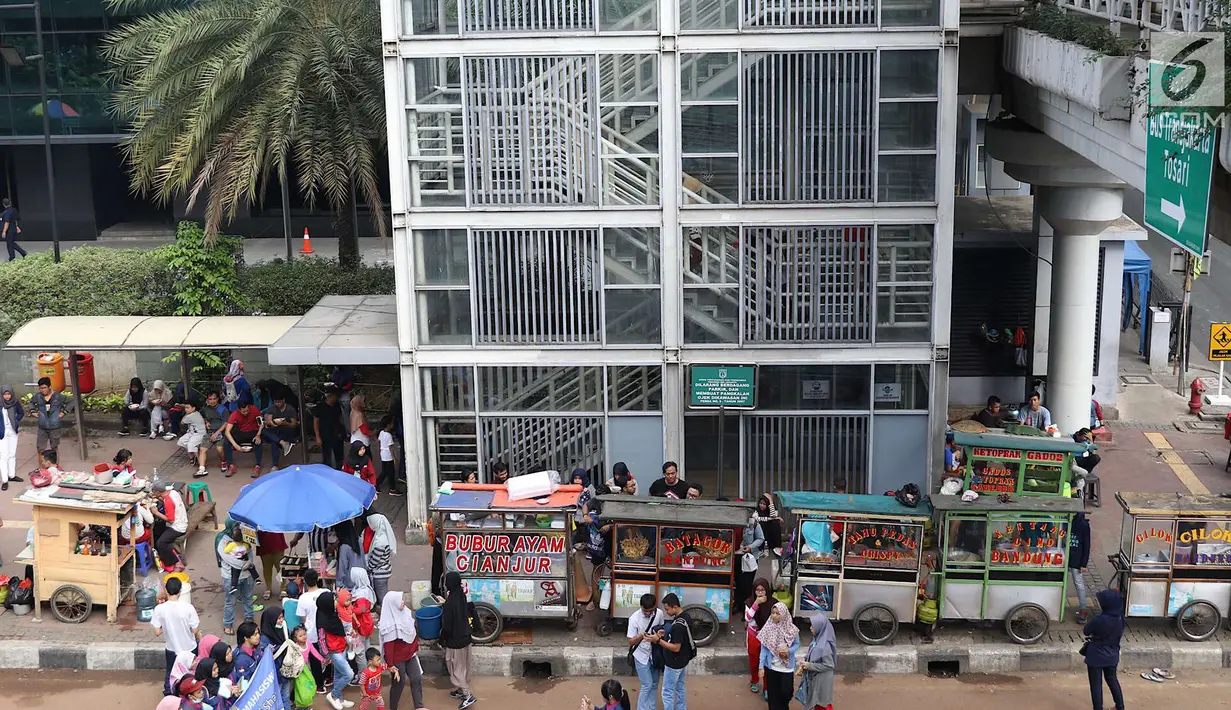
74 353 95 394
36 352 65 392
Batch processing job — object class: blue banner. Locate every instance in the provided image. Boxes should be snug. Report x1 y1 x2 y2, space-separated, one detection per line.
232 647 284 710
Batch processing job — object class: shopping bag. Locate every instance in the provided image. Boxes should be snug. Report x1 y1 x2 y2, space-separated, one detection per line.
293 666 316 708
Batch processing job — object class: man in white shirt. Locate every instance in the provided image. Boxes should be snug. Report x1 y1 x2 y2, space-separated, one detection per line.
376 416 401 496
626 593 663 710
151 576 199 696
297 569 328 693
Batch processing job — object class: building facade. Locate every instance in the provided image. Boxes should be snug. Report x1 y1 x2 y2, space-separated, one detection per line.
380 0 959 518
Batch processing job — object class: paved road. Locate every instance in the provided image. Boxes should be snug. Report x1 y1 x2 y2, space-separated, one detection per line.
10 669 1231 709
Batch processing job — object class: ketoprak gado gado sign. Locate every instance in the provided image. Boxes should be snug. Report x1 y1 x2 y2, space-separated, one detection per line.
968 448 1064 494
444 532 567 576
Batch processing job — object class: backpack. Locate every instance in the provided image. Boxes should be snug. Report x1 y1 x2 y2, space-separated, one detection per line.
672 615 697 663
223 378 239 405
277 640 305 679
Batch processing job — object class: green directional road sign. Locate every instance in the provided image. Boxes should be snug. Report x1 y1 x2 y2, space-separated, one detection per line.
1145 65 1216 257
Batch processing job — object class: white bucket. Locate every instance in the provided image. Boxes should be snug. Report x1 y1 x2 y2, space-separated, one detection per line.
506 471 556 502
410 581 433 610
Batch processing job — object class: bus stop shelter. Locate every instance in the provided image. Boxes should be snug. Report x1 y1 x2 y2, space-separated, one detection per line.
5 315 301 459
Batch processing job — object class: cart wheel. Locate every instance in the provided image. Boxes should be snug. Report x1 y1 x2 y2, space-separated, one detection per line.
681 604 720 648
1176 600 1221 642
470 601 504 644
596 619 613 637
852 603 899 645
50 584 92 624
1004 602 1049 644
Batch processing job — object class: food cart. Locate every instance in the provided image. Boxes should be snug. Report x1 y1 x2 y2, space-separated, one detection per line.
953 431 1088 497
776 492 933 645
431 483 581 643
931 493 1082 643
593 495 756 647
1110 492 1231 641
17 484 145 623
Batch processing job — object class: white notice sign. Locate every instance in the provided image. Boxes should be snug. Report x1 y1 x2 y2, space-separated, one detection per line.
874 383 901 403
801 380 831 400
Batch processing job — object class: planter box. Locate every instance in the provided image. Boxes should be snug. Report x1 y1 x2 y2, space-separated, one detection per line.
1004 26 1132 120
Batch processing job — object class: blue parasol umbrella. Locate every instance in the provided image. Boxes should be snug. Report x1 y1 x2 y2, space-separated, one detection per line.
228 463 376 532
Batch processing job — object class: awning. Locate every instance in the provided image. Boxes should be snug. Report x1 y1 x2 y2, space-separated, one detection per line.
267 295 399 366
5 315 302 351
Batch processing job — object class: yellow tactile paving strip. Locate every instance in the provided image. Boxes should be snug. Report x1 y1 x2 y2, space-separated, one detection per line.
1146 431 1211 495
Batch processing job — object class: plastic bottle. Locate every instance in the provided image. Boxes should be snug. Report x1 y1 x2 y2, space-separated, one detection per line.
151 467 160 487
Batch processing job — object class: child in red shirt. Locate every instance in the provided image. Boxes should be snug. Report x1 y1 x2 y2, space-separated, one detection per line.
358 647 399 710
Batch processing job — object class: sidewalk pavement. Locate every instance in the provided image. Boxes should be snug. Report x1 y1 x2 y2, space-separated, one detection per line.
3 410 1231 675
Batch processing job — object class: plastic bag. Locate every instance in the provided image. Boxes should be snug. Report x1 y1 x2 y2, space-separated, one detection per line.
293 666 316 708
8 577 33 606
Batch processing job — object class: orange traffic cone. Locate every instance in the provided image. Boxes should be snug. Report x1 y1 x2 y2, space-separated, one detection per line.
301 227 314 254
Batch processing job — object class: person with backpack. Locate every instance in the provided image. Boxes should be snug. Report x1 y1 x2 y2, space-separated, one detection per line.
1084 589 1126 710
626 593 663 710
1 198 27 260
654 593 695 710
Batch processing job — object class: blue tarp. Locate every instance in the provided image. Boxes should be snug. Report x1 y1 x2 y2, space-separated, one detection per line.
775 491 933 518
1122 240 1151 355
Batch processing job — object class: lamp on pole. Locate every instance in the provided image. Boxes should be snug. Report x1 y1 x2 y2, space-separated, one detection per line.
0 0 60 263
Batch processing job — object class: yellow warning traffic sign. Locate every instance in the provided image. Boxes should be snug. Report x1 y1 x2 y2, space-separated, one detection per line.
1210 323 1231 361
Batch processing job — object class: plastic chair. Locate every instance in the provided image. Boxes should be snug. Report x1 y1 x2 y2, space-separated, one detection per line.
186 481 212 504
134 541 154 576
1084 473 1101 508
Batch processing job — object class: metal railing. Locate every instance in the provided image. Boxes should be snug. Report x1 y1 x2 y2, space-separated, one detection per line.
1054 0 1220 33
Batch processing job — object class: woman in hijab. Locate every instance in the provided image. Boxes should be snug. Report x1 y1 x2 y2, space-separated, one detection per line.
343 441 377 486
149 379 175 439
196 634 222 663
348 394 372 446
0 384 22 490
735 515 765 625
350 568 377 606
221 360 250 413
121 377 148 437
756 601 800 710
316 591 354 707
439 572 475 707
194 658 224 708
796 614 837 710
334 518 367 591
744 577 773 693
365 512 397 602
755 493 783 552
380 590 427 710
571 468 594 523
209 642 235 683
168 650 198 697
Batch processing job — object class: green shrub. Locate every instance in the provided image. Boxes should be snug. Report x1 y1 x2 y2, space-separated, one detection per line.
240 257 395 316
1018 4 1132 56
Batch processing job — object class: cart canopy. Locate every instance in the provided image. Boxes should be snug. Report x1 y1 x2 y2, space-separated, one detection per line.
776 491 933 519
432 483 582 512
952 431 1087 454
594 495 755 527
929 493 1084 513
1116 491 1231 517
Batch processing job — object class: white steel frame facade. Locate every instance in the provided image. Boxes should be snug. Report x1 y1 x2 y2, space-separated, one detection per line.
380 0 960 526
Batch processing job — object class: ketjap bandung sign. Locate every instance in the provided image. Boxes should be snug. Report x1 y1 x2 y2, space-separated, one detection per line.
444 532 566 576
990 522 1068 566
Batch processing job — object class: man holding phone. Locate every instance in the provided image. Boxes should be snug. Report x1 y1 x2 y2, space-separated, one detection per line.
222 395 264 478
626 593 662 710
260 394 299 472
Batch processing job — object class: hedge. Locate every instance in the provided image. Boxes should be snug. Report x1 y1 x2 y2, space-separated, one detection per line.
0 238 395 341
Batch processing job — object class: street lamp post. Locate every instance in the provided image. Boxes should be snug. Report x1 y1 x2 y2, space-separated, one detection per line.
1 0 59 263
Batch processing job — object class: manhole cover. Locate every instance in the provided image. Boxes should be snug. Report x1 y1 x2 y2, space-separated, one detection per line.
1121 374 1155 385
1185 421 1224 432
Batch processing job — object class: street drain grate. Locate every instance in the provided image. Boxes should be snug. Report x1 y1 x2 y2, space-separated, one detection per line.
1185 421 1224 433
927 660 961 677
522 660 552 678
1121 374 1156 385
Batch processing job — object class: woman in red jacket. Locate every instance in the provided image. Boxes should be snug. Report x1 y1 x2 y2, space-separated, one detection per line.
316 592 354 710
342 441 377 487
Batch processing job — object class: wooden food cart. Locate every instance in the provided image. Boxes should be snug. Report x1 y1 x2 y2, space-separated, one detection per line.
1110 492 1231 641
954 431 1088 498
17 485 142 623
431 483 581 643
932 493 1082 643
777 491 933 645
594 495 756 647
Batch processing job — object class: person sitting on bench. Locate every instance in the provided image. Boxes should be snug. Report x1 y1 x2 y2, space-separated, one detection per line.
222 395 265 479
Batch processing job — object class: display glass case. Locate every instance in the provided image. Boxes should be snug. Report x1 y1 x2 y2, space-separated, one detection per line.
1129 519 1174 567
842 522 922 570
988 519 1068 568
657 527 735 572
1173 519 1231 567
945 518 987 566
967 450 1020 494
615 524 658 568
1020 451 1066 495
797 519 843 570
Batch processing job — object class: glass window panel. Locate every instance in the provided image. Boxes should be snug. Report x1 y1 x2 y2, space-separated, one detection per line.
681 105 738 153
56 92 111 133
658 527 735 571
877 284 932 342
607 366 663 411
604 227 660 285
415 229 469 285
879 50 939 99
410 160 467 207
945 518 987 566
478 366 604 412
615 523 658 566
421 366 475 412
1175 520 1231 566
417 291 472 345
843 523 922 569
600 53 658 102
1129 520 1174 566
680 53 738 100
757 365 871 410
407 58 461 104
969 455 1021 494
682 157 739 203
878 154 936 203
877 224 934 283
879 101 938 151
602 107 658 153
402 0 458 35
605 289 662 344
54 33 106 92
873 364 930 410
881 0 940 26
989 520 1069 568
683 286 739 344
600 0 658 29
679 0 739 29
798 520 843 568
603 157 661 206
684 225 739 285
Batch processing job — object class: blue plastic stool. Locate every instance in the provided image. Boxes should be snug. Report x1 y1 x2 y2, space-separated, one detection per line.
134 541 154 576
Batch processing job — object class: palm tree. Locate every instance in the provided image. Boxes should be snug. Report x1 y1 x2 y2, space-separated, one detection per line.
103 0 386 267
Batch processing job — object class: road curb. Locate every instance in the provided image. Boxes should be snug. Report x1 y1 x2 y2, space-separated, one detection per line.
12 639 1227 675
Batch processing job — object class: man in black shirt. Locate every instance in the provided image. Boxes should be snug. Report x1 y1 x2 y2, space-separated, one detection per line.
649 461 690 499
0 198 26 261
654 593 693 710
971 395 1005 428
312 385 346 470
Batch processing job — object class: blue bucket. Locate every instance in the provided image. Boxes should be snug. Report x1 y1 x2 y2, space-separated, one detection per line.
415 605 444 640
